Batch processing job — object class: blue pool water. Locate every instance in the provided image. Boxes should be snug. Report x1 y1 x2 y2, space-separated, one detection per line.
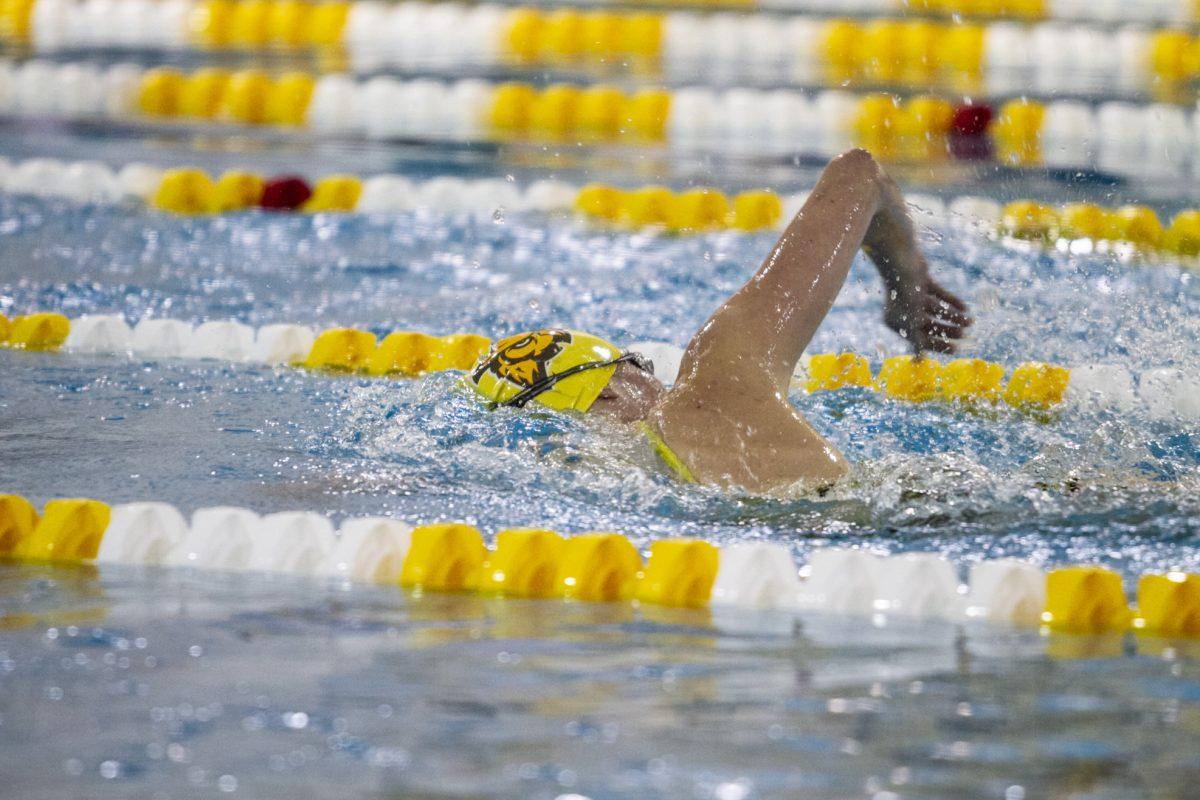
2 194 1198 571
2 191 1200 798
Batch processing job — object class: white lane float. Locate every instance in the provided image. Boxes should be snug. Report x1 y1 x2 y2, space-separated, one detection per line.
948 196 1003 228
171 506 261 569
96 502 189 565
796 548 881 615
61 160 119 203
1139 368 1200 421
116 162 166 202
252 511 337 574
130 318 194 359
65 315 133 354
357 175 416 212
306 74 363 134
873 553 964 619
182 321 256 361
328 517 413 583
519 179 576 213
1064 364 1138 412
252 324 316 366
965 559 1047 625
711 542 803 610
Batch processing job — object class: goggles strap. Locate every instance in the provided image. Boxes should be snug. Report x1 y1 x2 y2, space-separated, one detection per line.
492 351 652 410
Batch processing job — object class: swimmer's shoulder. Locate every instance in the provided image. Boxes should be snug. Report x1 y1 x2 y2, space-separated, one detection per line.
649 383 849 493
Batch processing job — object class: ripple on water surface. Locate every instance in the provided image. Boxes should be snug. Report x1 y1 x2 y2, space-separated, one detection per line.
1 563 1199 800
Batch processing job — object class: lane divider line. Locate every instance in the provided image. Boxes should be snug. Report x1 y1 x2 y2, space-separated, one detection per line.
1 312 492 373
1 493 1197 637
8 2 1199 101
0 155 578 215
3 155 1198 267
4 54 1199 179
5 311 1200 419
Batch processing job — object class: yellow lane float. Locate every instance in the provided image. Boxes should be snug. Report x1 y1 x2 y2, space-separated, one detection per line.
0 494 39 555
4 313 70 350
14 498 112 563
304 328 378 372
400 523 487 593
1042 567 1132 634
479 528 565 598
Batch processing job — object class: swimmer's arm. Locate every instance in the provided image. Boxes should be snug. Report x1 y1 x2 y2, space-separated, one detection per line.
860 167 971 355
676 149 969 395
675 149 881 392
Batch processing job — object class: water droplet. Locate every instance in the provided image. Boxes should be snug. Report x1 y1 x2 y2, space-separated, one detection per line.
715 781 752 800
284 711 309 729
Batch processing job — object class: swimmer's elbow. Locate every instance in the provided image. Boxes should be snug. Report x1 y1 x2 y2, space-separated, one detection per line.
826 148 880 181
833 147 876 167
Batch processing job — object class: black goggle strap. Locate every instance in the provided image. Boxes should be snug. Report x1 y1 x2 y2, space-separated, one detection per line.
490 351 654 410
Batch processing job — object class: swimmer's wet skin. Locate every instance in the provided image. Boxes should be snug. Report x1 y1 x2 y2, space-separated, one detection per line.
468 149 971 494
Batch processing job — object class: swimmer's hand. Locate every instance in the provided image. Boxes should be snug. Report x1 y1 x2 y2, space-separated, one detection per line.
857 167 972 354
883 272 971 354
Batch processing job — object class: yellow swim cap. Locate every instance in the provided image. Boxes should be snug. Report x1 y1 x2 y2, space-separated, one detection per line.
469 329 624 412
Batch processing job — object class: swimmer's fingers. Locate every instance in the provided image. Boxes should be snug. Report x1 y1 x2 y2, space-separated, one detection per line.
925 282 972 326
918 330 959 354
923 319 968 342
930 281 968 311
923 337 959 354
908 317 963 354
924 295 971 329
911 306 967 354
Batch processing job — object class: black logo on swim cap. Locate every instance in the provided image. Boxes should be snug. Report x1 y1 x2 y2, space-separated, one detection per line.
472 330 573 388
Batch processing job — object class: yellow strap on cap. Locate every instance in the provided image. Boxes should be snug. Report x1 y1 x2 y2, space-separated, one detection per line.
468 329 621 412
640 421 696 483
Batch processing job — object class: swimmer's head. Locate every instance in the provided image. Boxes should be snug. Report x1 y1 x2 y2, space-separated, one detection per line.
589 357 664 422
468 329 662 420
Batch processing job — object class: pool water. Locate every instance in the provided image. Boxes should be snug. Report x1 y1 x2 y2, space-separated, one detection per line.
2 190 1200 798
3 562 1200 800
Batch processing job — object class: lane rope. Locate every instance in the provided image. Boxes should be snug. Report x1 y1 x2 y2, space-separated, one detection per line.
1 54 1196 179
1 492 1197 637
4 156 1198 269
5 311 1200 420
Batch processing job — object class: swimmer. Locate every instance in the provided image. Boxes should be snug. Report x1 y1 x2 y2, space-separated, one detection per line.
470 149 971 493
